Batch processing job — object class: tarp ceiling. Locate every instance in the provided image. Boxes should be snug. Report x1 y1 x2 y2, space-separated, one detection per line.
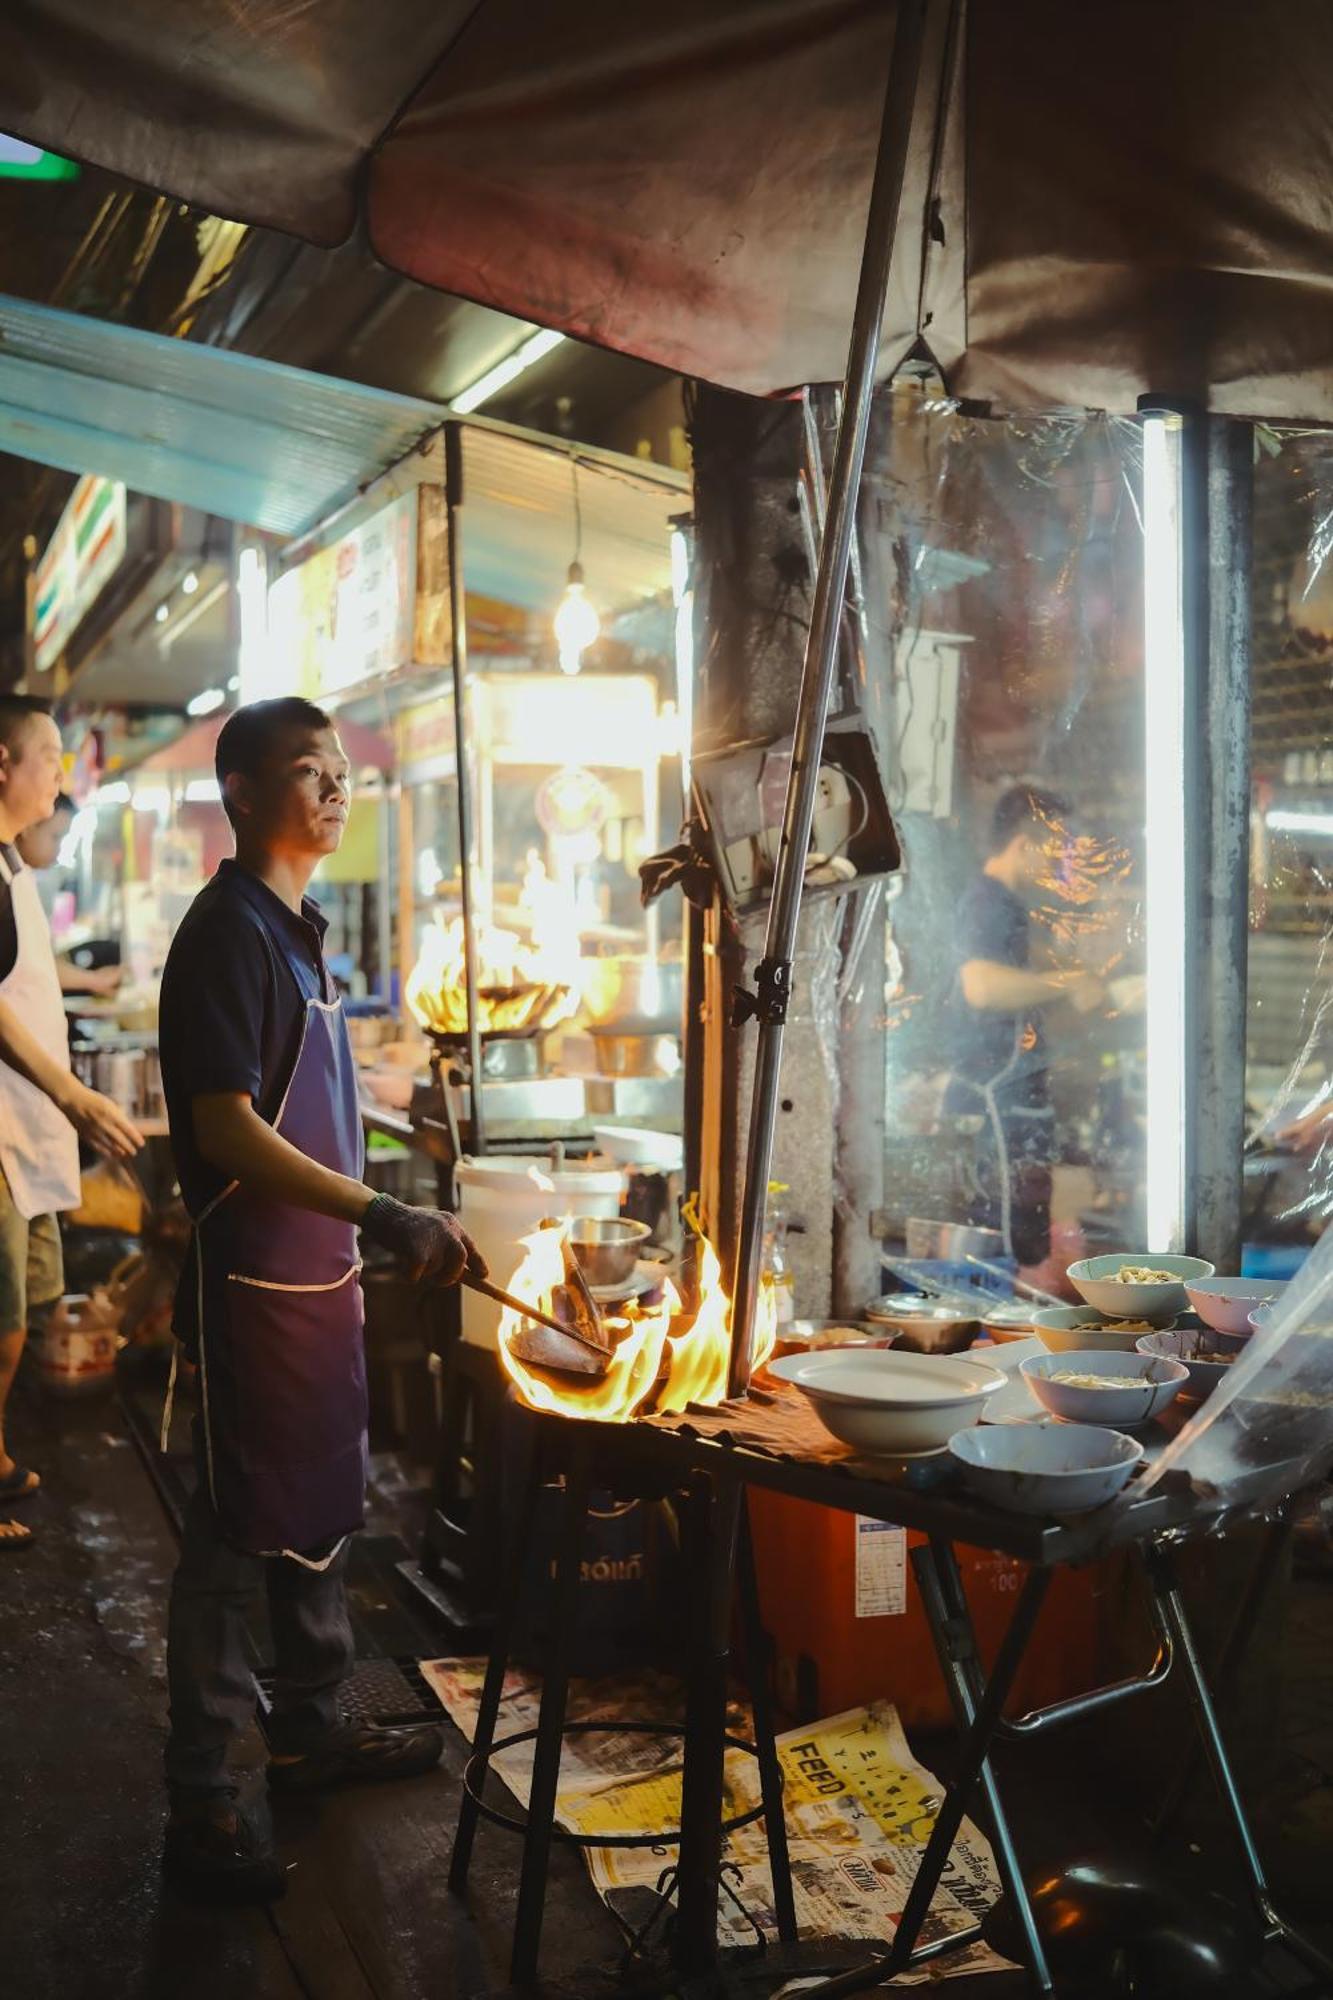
5 1 1333 418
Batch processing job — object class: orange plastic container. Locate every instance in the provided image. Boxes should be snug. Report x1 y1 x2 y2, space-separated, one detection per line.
747 1487 1114 1731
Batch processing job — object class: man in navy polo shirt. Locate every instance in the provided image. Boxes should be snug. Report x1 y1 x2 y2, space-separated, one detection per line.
158 696 483 1901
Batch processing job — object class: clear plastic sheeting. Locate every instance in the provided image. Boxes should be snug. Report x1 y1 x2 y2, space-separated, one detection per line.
1244 429 1333 1274
861 395 1148 1287
1136 1224 1333 1511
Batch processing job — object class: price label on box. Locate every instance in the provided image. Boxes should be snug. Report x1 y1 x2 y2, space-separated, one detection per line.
854 1517 906 1618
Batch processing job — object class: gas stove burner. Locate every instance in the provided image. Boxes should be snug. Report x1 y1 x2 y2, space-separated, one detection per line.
428 1029 542 1083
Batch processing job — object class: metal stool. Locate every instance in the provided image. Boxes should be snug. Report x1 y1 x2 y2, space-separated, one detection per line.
448 1411 799 1986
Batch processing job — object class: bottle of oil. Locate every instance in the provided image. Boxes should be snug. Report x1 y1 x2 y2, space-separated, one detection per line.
763 1180 796 1331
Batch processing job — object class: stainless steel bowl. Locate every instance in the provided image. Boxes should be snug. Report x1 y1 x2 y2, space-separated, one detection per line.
863 1292 981 1355
581 956 685 1038
566 1216 653 1287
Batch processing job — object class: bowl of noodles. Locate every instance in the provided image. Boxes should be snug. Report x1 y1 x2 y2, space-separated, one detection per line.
1067 1254 1215 1327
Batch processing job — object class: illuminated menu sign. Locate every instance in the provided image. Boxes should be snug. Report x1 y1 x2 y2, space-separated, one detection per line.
32 476 127 672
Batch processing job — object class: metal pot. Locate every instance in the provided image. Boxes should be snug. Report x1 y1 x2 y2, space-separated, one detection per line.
580 956 685 1039
566 1216 653 1288
864 1292 980 1355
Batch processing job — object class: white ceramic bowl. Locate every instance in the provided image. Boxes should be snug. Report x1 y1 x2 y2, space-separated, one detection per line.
1067 1254 1215 1326
767 1349 1004 1456
1136 1328 1239 1403
1185 1277 1283 1337
948 1422 1144 1516
1021 1349 1188 1427
979 1301 1044 1343
1031 1308 1157 1354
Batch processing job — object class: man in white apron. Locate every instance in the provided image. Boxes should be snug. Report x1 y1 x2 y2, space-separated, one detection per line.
944 786 1105 1272
0 700 143 1553
157 697 482 1902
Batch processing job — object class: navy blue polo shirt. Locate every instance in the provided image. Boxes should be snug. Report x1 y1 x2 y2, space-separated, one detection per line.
945 873 1048 1109
158 859 330 1220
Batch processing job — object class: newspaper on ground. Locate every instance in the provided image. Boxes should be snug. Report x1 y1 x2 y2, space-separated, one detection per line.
422 1660 1013 1985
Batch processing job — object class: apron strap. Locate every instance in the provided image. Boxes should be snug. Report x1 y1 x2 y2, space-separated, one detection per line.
266 1535 347 1573
158 1345 178 1454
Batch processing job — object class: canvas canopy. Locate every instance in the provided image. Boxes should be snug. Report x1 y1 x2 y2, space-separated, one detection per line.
4 0 1333 417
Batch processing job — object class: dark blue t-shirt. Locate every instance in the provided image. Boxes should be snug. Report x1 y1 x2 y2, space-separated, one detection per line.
946 874 1047 1099
158 860 330 1220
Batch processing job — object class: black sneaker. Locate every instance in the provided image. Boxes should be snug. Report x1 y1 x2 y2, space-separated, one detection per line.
268 1721 445 1794
162 1800 287 1904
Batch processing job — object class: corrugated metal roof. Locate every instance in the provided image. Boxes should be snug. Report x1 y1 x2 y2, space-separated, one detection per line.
0 292 447 537
461 424 686 617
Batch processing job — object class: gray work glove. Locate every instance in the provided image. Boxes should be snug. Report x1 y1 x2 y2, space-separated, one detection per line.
360 1195 487 1286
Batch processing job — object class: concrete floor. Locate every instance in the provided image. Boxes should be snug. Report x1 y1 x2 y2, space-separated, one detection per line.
3 1362 1332 1999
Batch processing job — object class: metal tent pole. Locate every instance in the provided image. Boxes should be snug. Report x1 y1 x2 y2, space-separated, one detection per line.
727 0 928 1395
445 422 487 1154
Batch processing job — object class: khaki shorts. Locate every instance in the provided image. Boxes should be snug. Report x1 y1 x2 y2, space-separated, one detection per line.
0 1168 64 1331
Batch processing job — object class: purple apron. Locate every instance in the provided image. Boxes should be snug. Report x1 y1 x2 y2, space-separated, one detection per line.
192 957 368 1564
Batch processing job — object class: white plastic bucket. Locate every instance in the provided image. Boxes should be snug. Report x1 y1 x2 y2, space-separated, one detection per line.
455 1156 622 1349
34 1293 123 1396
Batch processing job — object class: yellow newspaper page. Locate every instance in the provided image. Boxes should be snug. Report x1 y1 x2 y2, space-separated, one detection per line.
423 1661 1013 1983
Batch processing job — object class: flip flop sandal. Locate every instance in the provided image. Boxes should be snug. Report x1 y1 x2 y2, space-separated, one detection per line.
0 1517 33 1551
0 1467 39 1502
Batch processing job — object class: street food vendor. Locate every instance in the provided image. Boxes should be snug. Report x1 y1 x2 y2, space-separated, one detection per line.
157 697 485 1902
944 786 1105 1270
0 705 143 1555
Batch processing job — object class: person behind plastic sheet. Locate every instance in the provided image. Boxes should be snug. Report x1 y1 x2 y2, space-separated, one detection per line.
943 785 1106 1274
0 710 143 1556
156 696 487 1903
17 791 124 998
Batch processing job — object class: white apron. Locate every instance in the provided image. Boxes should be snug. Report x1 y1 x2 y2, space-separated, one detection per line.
0 850 82 1218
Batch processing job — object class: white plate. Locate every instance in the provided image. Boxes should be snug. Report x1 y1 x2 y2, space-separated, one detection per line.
768 1349 1004 1456
591 1124 685 1172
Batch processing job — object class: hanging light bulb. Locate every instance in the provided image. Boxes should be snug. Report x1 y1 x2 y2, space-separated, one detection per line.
554 560 599 675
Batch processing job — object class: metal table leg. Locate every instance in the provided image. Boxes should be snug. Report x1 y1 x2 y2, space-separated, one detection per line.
737 1491 799 1945
449 1415 547 1895
885 1545 1054 1989
672 1469 743 1977
509 1431 593 1988
1152 1511 1292 1837
1143 1536 1333 1986
913 1540 1053 1989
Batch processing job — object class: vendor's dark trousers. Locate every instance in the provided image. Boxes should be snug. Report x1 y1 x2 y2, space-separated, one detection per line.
164 1485 354 1808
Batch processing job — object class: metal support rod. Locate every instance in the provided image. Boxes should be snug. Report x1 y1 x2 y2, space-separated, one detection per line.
1194 418 1253 1270
886 1548 1053 1984
1142 1537 1333 1983
444 422 487 1155
996 1589 1173 1738
727 0 929 1396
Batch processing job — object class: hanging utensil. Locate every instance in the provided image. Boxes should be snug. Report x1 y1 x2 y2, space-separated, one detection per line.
964 1253 1065 1310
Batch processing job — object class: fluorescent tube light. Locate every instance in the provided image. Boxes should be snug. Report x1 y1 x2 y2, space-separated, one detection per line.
1266 809 1333 838
186 686 225 717
450 328 566 415
1141 409 1188 1255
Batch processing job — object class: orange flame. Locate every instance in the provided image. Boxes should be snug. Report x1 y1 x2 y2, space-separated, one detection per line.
496 1223 777 1421
405 915 578 1036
